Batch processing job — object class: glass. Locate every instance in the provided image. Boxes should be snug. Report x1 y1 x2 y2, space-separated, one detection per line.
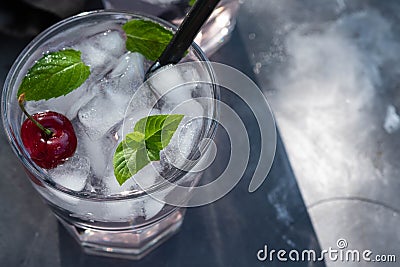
102 0 240 55
2 11 219 259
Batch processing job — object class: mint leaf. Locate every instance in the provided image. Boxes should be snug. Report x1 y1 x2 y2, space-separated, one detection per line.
135 114 184 160
113 114 184 185
113 132 149 185
17 49 90 101
122 19 174 61
189 0 196 6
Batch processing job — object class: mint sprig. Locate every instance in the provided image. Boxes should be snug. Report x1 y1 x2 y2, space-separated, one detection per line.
122 19 174 61
17 49 90 101
113 114 184 185
189 0 196 6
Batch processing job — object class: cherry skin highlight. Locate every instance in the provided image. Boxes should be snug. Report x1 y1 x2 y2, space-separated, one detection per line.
20 111 77 169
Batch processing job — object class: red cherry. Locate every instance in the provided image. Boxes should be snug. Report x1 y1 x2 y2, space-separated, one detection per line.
21 111 77 169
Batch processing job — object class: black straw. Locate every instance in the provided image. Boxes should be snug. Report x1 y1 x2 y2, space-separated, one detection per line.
146 0 221 79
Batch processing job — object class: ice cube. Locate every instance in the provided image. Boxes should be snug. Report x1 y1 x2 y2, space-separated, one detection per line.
142 197 164 220
73 199 143 222
74 121 117 179
73 30 125 76
133 162 162 190
158 100 205 170
103 161 161 195
48 155 90 191
73 44 112 75
77 79 129 140
100 197 164 222
78 52 146 140
78 90 126 140
148 65 193 105
119 81 161 137
109 52 145 95
25 83 93 120
44 187 80 207
162 117 203 170
161 99 204 172
180 63 203 82
92 30 126 58
102 200 142 221
102 172 138 196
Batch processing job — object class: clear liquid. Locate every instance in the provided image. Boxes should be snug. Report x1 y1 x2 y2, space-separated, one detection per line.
21 16 212 223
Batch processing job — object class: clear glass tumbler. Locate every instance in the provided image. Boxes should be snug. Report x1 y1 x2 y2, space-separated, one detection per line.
2 10 219 259
102 0 241 55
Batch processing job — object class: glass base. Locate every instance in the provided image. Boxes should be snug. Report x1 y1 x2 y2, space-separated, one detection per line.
57 208 185 260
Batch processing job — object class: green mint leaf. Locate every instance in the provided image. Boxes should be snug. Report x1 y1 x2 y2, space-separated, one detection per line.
17 49 90 101
189 0 196 6
122 19 174 61
113 132 149 185
113 114 184 185
135 114 185 160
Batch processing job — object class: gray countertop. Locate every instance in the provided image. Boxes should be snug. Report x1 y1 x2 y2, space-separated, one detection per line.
0 0 399 266
236 1 400 266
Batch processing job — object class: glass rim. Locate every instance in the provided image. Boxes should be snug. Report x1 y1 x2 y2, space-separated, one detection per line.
1 10 220 201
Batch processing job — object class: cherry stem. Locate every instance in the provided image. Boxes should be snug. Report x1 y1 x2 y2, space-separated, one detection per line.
18 93 53 137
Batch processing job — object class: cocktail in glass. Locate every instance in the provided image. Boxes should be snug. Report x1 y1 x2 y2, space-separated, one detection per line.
2 10 219 259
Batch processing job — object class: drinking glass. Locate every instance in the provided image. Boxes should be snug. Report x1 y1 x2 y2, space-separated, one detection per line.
2 10 219 259
102 0 241 55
